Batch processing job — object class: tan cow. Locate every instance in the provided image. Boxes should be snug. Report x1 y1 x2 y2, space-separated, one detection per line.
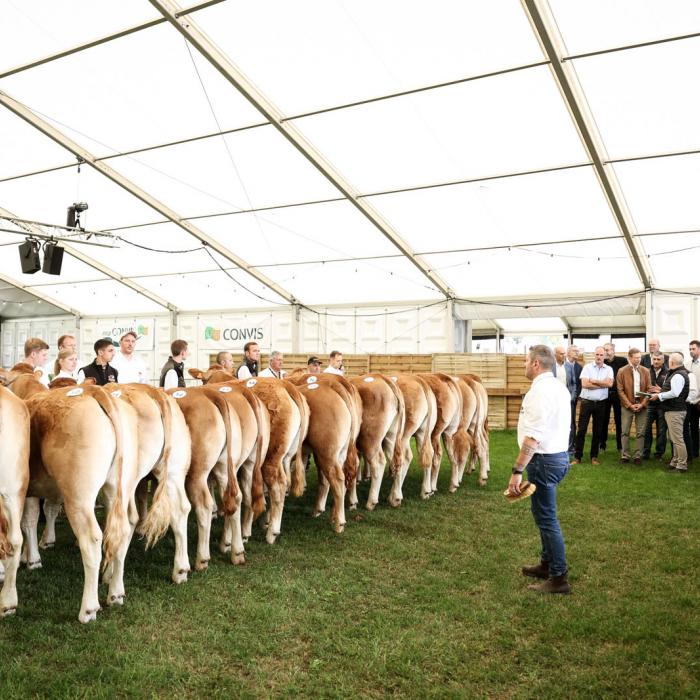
459 374 490 485
348 374 405 510
0 368 141 623
288 375 355 533
388 374 437 506
0 386 30 617
189 368 308 545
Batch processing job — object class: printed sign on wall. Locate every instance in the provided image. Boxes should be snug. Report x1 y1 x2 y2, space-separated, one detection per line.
197 314 271 352
95 319 156 350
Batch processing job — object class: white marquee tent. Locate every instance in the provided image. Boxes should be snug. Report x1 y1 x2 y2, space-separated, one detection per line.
1 0 699 357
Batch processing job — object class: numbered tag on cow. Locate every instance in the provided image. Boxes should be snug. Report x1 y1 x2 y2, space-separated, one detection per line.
307 383 319 390
66 387 83 397
111 390 122 398
307 376 318 384
219 386 232 393
391 376 398 382
246 379 257 388
173 390 187 399
363 376 375 383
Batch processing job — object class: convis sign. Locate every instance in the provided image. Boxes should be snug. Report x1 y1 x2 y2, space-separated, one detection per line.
198 314 271 351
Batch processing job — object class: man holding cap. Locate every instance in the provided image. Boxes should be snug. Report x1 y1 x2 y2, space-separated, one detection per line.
111 331 148 383
307 356 322 375
507 345 572 595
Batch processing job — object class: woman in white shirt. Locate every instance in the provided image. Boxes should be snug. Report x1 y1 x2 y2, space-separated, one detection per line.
53 348 80 381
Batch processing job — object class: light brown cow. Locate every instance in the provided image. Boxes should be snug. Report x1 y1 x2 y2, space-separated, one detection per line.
416 373 463 496
442 377 478 492
288 375 355 532
388 374 437 506
0 368 141 623
459 374 490 485
0 386 30 617
348 374 405 510
189 368 308 545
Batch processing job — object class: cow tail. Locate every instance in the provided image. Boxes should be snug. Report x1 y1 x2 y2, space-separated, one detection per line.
209 393 239 517
416 377 435 470
240 387 267 518
0 496 12 559
89 388 130 569
283 381 308 498
382 376 406 478
336 380 360 488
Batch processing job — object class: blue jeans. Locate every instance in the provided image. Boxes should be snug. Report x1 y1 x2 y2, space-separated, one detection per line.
526 452 570 577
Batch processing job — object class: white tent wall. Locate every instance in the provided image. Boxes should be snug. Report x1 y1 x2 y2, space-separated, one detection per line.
647 291 700 354
1 314 77 370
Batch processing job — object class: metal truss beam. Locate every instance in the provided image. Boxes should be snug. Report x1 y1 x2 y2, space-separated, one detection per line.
150 0 454 300
522 0 653 289
0 89 298 305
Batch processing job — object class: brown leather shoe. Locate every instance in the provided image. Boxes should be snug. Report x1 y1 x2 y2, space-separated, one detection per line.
633 457 641 465
591 458 600 465
570 458 581 465
528 573 571 595
521 560 549 579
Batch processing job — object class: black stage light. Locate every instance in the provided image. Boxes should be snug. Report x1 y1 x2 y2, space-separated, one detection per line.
18 238 41 274
42 240 64 275
66 201 88 229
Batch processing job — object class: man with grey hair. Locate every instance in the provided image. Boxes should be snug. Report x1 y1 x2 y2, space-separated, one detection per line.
259 351 286 379
507 345 572 594
649 352 690 472
573 346 614 465
642 338 668 370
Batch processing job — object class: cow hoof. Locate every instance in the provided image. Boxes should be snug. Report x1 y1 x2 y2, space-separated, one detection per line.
1 606 17 617
26 560 42 570
195 559 209 572
478 479 487 487
388 497 402 508
421 491 430 500
242 536 250 544
311 510 323 518
107 594 125 607
79 608 99 624
366 501 377 511
348 502 358 511
232 551 245 566
172 570 189 585
335 523 345 534
39 541 55 550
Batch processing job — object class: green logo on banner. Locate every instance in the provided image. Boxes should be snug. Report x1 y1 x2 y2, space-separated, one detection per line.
205 326 214 340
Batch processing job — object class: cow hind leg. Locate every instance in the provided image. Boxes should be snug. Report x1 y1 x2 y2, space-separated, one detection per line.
266 474 287 545
100 483 135 608
1 496 23 617
163 475 191 584
238 461 254 543
388 441 411 507
312 468 330 518
186 474 214 572
20 497 42 569
365 449 386 511
328 463 347 534
63 500 103 623
227 481 246 566
39 498 62 549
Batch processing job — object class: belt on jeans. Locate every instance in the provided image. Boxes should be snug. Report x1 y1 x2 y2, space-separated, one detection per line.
581 398 603 402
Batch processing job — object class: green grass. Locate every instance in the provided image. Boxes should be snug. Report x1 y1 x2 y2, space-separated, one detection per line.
1 432 699 699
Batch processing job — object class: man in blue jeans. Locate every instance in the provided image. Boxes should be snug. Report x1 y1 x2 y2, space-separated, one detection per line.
508 345 573 594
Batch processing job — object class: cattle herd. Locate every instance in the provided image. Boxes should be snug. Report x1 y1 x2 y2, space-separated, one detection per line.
0 363 489 623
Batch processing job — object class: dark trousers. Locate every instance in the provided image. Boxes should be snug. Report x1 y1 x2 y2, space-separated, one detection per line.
601 392 622 451
683 409 695 463
568 399 577 455
575 398 606 460
686 402 700 459
643 402 668 458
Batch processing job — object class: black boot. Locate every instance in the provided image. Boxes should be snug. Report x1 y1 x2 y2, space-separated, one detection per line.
527 573 571 594
521 560 549 579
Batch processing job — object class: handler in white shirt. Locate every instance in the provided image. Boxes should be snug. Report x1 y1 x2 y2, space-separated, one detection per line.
507 344 572 595
323 350 344 376
110 331 148 384
259 351 287 379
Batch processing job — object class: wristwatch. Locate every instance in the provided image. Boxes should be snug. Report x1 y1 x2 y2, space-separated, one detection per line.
511 468 524 475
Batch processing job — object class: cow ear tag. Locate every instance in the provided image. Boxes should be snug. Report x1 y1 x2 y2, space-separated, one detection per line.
173 390 187 399
66 387 83 397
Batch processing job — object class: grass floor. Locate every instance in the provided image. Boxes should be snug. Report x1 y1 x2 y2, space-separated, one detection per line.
1 432 699 699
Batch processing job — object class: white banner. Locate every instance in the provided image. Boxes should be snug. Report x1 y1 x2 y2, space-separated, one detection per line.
95 318 156 350
197 314 271 352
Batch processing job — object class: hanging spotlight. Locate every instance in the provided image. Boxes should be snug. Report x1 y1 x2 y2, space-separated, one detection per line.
42 239 64 275
18 237 41 274
66 201 89 230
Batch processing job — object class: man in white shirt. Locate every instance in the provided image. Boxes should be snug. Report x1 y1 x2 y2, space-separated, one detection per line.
572 346 614 465
685 340 700 460
236 342 260 380
259 351 287 379
111 331 148 384
323 350 344 376
507 344 572 595
23 337 50 386
553 346 567 388
159 339 188 390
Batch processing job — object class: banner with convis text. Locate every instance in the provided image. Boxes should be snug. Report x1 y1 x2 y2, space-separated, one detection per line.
197 314 271 352
95 318 156 350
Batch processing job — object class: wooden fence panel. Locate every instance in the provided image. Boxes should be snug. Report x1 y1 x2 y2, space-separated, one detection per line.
431 354 507 388
368 354 433 375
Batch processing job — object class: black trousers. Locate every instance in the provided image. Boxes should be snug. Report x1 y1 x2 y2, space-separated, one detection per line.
601 392 622 451
643 402 668 458
568 399 577 455
575 399 606 460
